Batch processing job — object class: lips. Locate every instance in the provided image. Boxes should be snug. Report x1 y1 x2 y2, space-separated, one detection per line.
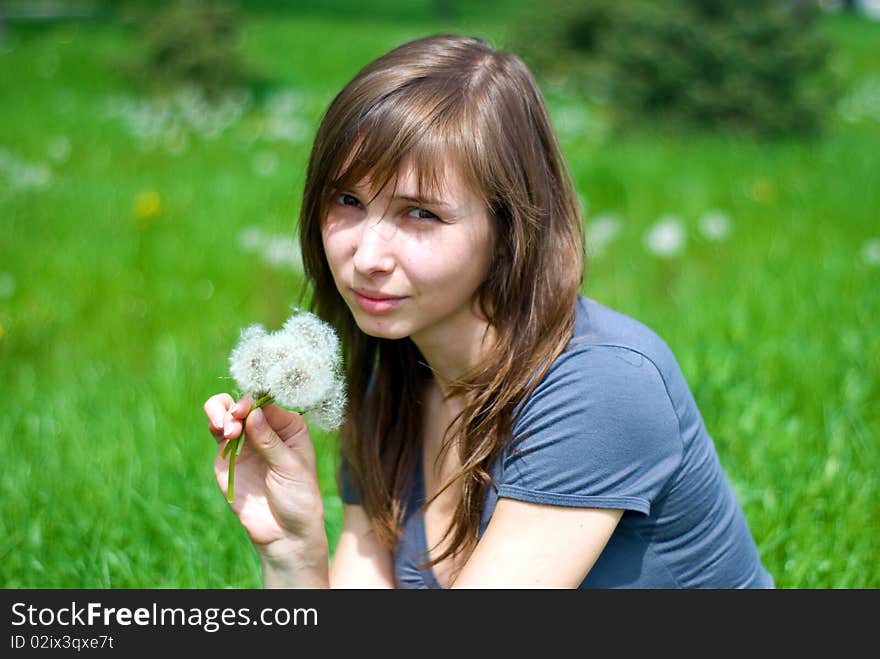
352 287 403 301
351 288 406 314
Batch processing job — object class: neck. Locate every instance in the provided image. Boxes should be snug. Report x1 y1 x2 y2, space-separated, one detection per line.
410 309 495 400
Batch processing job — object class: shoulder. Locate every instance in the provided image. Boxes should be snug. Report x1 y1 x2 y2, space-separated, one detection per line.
522 296 682 427
569 295 679 372
514 339 683 455
501 300 686 512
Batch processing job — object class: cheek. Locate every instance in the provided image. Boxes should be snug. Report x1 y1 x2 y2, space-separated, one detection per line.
403 234 491 290
321 223 347 272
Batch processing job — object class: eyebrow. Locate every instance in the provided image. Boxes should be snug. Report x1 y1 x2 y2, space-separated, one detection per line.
339 181 450 207
394 194 451 209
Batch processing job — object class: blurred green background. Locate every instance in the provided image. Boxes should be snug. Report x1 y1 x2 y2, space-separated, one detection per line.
1 0 877 588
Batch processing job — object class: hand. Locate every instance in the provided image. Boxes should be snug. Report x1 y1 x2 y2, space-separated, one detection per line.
203 393 330 586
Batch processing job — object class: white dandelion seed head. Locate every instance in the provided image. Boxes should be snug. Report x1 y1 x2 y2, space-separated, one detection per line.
228 324 273 397
281 311 341 369
644 215 686 258
265 349 336 410
227 310 347 426
304 376 347 432
699 210 732 242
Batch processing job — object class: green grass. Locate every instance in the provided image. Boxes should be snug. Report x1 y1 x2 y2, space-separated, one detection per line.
1 9 877 588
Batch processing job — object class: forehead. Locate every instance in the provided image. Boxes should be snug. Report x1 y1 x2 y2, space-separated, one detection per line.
348 156 479 207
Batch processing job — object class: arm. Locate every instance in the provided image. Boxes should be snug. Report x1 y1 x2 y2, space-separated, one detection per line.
329 504 396 588
447 345 681 588
451 499 623 588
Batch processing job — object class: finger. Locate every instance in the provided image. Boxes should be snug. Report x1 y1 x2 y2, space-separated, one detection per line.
204 393 234 431
262 404 317 468
223 416 242 441
208 421 225 442
229 396 253 420
244 406 313 475
222 396 253 440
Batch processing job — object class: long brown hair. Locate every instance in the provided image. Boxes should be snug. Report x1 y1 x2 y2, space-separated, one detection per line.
297 34 585 581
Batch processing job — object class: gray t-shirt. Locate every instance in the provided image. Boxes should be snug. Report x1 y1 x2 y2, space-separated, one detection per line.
339 295 775 588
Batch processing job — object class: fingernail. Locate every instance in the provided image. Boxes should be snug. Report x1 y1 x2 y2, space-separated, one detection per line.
251 407 266 429
223 421 233 438
213 416 224 430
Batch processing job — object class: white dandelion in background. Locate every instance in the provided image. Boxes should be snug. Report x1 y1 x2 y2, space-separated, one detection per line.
586 214 622 257
0 273 16 298
236 227 304 273
12 163 51 190
265 89 302 116
264 115 309 143
225 309 347 501
47 136 71 164
262 236 304 273
837 78 880 124
237 226 265 251
252 150 279 177
0 149 52 191
101 86 252 149
699 209 732 242
644 215 686 258
193 278 214 301
552 105 588 140
54 89 76 115
862 238 880 266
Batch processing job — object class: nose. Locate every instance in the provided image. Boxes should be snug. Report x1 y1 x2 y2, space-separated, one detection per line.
351 215 396 276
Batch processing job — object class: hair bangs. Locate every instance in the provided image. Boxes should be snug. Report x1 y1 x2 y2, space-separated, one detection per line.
326 85 484 213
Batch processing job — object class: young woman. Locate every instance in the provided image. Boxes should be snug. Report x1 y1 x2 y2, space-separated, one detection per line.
203 34 775 589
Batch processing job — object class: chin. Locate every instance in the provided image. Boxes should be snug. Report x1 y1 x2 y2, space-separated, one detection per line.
352 317 410 341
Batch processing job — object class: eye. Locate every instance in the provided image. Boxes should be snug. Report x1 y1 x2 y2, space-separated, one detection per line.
407 207 439 222
337 193 362 209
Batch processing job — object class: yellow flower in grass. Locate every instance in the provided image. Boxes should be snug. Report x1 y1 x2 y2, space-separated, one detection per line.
133 190 162 226
746 177 778 205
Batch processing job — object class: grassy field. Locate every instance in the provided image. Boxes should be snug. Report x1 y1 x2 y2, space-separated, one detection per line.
1 8 877 588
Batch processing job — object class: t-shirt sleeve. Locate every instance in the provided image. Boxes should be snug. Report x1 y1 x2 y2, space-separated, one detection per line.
498 345 683 515
337 453 360 505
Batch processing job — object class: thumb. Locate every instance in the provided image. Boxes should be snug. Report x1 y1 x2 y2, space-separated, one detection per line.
245 405 315 474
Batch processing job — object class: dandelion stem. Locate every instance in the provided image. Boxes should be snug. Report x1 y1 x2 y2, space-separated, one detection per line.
225 394 274 503
226 439 238 503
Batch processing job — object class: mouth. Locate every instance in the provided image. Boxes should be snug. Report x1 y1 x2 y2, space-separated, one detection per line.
352 287 403 301
351 288 406 314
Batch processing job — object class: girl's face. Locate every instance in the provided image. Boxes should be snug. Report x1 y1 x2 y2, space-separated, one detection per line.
321 158 494 346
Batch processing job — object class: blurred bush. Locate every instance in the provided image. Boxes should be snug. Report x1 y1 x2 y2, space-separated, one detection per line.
509 0 839 136
119 0 262 99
